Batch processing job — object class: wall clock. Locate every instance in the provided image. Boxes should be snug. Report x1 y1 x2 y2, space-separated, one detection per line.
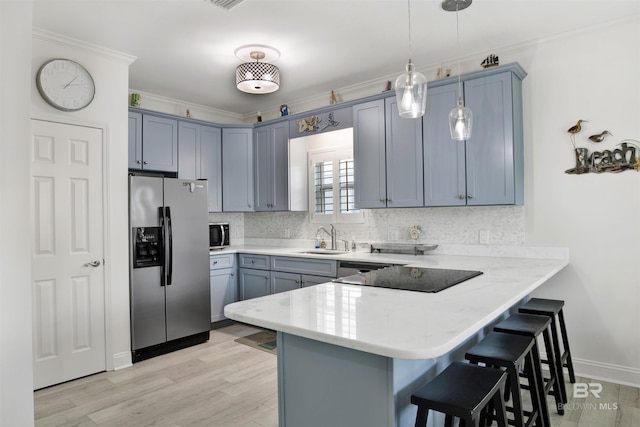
36 59 95 111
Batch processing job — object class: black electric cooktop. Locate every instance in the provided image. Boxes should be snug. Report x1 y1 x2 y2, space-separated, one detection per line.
340 266 483 293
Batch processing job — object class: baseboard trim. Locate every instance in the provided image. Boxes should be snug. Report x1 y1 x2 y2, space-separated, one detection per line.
540 350 640 388
572 357 640 388
112 351 133 371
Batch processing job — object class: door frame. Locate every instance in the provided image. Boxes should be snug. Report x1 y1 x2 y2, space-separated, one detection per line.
30 115 115 371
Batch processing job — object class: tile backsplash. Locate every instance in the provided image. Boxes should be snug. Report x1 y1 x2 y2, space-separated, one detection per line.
210 205 524 246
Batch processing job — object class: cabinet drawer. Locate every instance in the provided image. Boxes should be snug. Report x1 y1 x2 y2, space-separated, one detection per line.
271 256 338 278
210 253 236 270
238 253 271 270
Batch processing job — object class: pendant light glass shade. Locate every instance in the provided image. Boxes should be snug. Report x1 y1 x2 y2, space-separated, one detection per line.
395 61 428 118
444 0 473 140
449 97 473 140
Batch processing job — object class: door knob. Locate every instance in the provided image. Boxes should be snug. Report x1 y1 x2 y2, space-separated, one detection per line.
84 260 101 267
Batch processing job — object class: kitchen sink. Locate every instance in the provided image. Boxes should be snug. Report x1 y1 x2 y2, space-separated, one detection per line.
299 249 349 255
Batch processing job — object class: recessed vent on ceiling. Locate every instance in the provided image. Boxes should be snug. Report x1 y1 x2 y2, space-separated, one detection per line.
205 0 246 10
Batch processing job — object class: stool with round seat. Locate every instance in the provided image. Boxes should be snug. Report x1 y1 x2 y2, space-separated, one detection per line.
493 313 566 415
465 331 548 427
411 361 509 427
518 298 576 387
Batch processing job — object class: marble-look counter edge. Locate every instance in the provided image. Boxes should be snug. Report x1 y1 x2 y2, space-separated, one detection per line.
224 254 569 359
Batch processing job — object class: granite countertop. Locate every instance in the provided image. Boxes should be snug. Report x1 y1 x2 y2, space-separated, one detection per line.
223 245 569 359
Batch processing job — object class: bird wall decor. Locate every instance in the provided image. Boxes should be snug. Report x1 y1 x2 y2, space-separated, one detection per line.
588 130 613 143
567 119 588 149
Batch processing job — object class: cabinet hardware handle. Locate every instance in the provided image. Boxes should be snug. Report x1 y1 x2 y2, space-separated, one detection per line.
467 194 473 199
251 260 255 264
459 195 465 199
387 198 392 202
379 198 384 202
213 261 218 264
230 273 234 276
136 160 142 164
143 161 148 164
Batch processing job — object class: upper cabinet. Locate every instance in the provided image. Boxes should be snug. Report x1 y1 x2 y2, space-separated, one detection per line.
222 127 254 212
128 112 178 172
178 121 222 212
423 64 525 206
353 98 423 209
254 121 290 211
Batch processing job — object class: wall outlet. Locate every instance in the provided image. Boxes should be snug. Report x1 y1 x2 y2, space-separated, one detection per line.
479 229 489 245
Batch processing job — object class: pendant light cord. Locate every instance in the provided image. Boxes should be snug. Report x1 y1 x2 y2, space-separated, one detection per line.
407 0 413 61
456 2 462 100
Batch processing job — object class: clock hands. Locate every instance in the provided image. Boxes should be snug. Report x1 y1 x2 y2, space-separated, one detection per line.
63 75 79 89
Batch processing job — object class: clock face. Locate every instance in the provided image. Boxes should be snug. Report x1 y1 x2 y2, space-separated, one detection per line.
36 59 95 112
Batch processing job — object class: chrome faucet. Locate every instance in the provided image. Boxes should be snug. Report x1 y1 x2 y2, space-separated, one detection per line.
316 224 336 250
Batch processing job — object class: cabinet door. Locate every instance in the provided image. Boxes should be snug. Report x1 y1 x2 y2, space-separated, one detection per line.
128 112 143 170
464 72 516 205
142 115 178 172
384 97 424 207
254 126 272 211
423 83 467 206
255 122 289 211
301 274 334 287
200 125 222 212
222 127 254 212
271 271 301 294
353 99 386 208
238 268 271 300
271 122 290 211
210 268 237 322
178 121 199 179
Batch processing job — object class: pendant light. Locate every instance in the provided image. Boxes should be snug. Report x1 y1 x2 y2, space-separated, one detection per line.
395 0 427 119
443 0 473 140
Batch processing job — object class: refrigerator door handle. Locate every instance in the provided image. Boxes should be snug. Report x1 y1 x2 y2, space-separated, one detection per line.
159 207 166 287
166 206 173 286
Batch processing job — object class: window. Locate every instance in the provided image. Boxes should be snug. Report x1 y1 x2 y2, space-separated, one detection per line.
309 148 363 224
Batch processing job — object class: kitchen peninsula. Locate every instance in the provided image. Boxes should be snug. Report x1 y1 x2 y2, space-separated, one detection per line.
225 247 569 427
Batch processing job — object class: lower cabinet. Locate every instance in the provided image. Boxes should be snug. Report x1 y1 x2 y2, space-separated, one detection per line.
210 254 237 323
239 268 271 300
238 253 338 300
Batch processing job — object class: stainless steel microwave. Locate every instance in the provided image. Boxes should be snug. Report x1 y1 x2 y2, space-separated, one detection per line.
209 223 230 249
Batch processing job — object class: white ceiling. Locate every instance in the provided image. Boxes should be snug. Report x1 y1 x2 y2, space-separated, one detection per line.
32 0 639 116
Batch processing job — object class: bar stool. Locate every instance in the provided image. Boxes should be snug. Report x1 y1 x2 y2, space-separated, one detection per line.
411 361 509 427
465 331 548 427
493 313 566 415
519 298 576 385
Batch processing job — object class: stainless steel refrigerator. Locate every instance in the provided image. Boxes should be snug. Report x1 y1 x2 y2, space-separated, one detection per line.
129 175 210 362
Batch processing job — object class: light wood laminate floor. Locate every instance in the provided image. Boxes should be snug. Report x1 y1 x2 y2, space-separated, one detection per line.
35 323 640 426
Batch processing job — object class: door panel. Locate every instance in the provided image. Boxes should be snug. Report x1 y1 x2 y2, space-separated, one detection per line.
163 179 210 341
31 120 105 390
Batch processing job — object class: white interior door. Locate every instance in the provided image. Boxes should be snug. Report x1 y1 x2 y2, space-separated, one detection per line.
30 119 106 390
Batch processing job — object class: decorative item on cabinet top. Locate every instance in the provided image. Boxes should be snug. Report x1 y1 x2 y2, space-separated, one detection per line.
297 112 339 134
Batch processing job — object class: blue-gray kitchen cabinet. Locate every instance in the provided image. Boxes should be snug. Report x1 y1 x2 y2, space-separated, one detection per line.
139 114 178 172
254 121 290 211
128 111 142 170
353 97 423 209
222 127 254 212
239 267 271 300
424 64 525 206
178 121 222 212
210 253 237 323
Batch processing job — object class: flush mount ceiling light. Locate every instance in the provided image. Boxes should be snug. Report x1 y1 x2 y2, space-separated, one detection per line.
235 45 281 94
443 0 473 140
395 0 428 119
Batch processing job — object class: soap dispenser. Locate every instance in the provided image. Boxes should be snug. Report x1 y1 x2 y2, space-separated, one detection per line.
314 233 321 249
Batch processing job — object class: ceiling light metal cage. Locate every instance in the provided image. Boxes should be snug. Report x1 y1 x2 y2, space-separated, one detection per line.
236 51 280 94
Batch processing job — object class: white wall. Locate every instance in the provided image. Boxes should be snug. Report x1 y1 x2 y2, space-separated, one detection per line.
515 17 640 385
0 2 35 426
31 31 136 373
